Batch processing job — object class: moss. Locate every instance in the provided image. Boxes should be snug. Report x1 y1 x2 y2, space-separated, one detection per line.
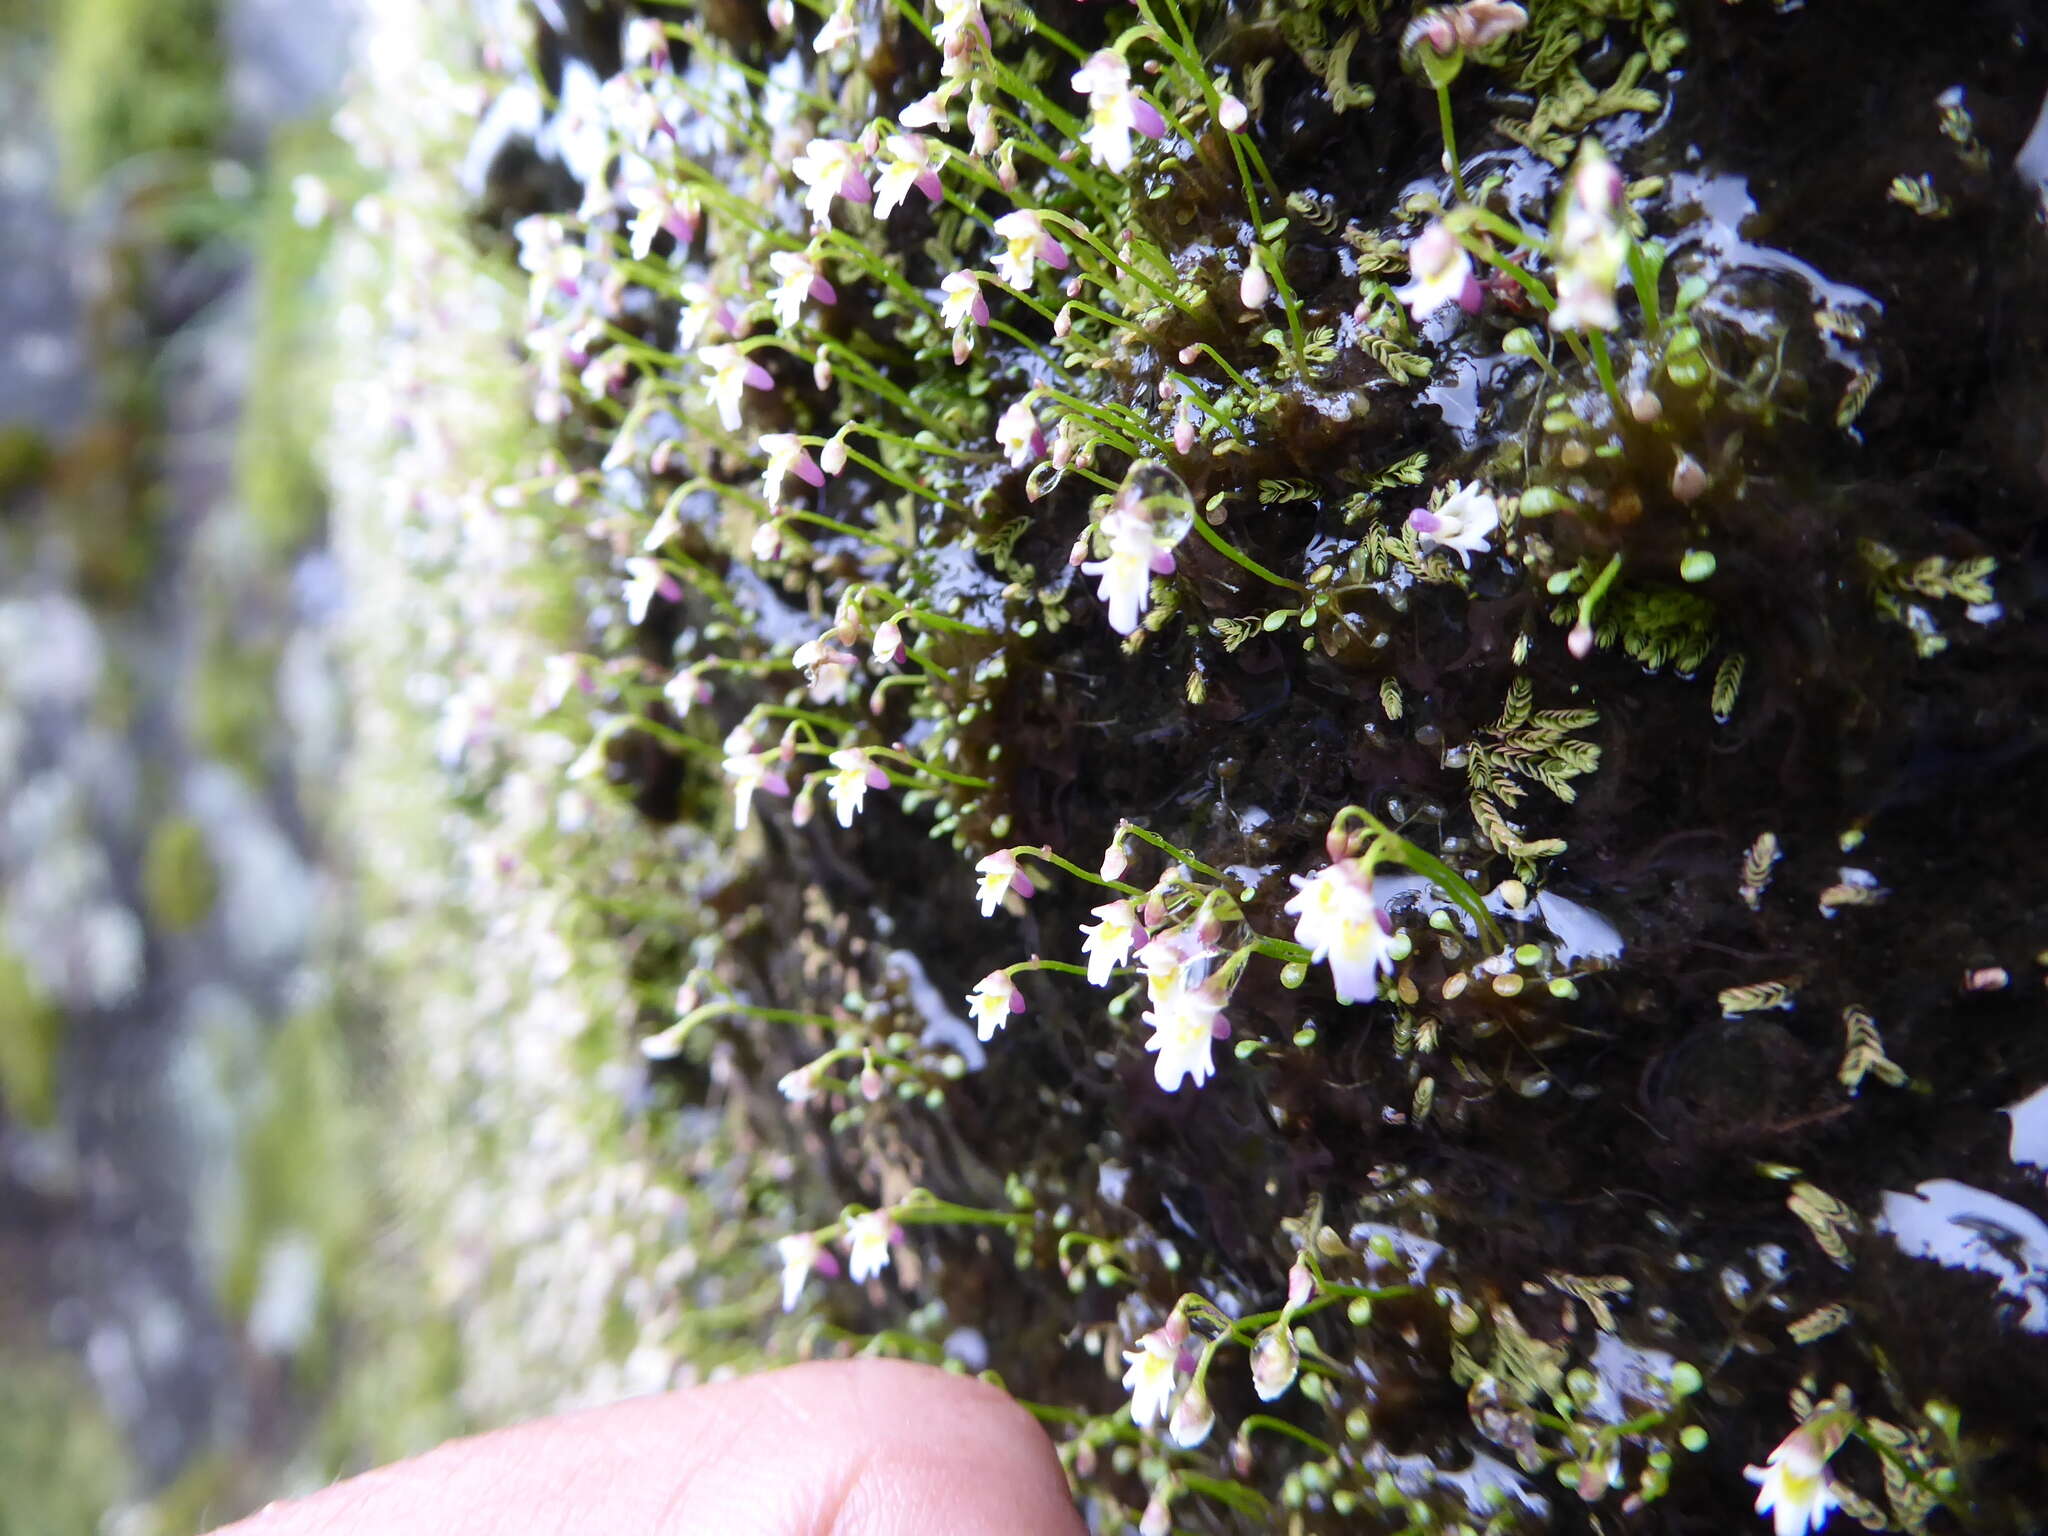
219 1007 366 1349
0 1349 130 1536
0 947 62 1128
47 0 224 199
236 121 359 558
142 815 219 932
192 625 278 781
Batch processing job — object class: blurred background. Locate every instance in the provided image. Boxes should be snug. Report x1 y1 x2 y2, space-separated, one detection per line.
0 0 367 1524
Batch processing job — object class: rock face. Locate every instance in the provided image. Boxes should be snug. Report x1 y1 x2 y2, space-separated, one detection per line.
321 0 2048 1528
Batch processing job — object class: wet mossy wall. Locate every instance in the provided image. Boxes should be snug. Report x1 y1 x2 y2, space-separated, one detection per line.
332 0 2048 1529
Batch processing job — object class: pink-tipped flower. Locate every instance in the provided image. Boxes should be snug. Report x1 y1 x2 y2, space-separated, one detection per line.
967 970 1026 1041
791 137 872 226
870 617 906 667
1080 899 1144 987
1394 220 1473 323
1120 1326 1183 1427
620 159 700 261
768 249 836 329
899 81 962 130
1142 970 1228 1092
624 15 672 69
1406 480 1498 567
825 746 890 827
992 210 1069 289
1071 50 1166 173
933 0 988 76
1550 139 1629 333
759 432 825 506
1745 1420 1847 1536
698 343 773 431
939 269 990 330
775 1232 838 1310
996 395 1046 468
874 133 944 219
722 725 791 830
1284 854 1401 1005
792 635 857 705
623 556 682 625
813 0 857 51
676 281 736 350
973 849 1035 916
1081 499 1183 636
843 1209 898 1282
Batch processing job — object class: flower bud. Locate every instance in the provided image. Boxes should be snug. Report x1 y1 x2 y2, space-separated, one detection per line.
1168 1382 1215 1447
860 1062 885 1101
1139 1492 1172 1536
1671 451 1708 503
1054 304 1073 338
1218 93 1248 131
813 356 834 390
1250 1322 1300 1401
1568 620 1594 659
820 433 849 475
1239 255 1272 310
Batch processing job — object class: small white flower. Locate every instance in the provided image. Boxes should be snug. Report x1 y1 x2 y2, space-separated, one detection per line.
677 281 734 349
792 635 857 705
777 1233 819 1311
759 433 825 506
1745 1423 1843 1536
1394 220 1473 322
991 210 1069 290
825 746 888 827
1142 972 1226 1092
1407 480 1499 567
1120 1329 1181 1427
1550 140 1629 334
973 849 1035 917
995 396 1045 468
844 1210 895 1282
967 970 1023 1041
623 556 679 624
813 0 857 51
1081 505 1180 635
1284 857 1401 1005
873 133 944 219
1071 50 1166 174
768 249 836 329
699 343 773 431
722 726 790 830
932 0 986 74
1080 899 1143 987
791 137 872 226
940 269 989 332
1217 92 1248 132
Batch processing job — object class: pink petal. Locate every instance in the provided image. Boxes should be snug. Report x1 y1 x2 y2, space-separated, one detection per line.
863 765 890 788
810 275 838 305
1408 509 1441 534
840 168 873 203
916 168 943 203
969 293 989 326
1130 98 1165 140
1149 548 1176 576
794 451 826 487
744 361 774 389
761 771 791 797
1013 872 1036 899
1039 237 1069 271
1457 274 1485 315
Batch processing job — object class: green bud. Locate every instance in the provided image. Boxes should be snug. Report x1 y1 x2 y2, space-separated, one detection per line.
1281 960 1309 989
1680 1425 1709 1453
1668 1362 1704 1398
1679 549 1717 583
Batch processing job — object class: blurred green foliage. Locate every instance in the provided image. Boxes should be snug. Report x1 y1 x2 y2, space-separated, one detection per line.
49 0 224 199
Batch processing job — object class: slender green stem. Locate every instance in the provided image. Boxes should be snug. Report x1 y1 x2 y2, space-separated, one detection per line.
870 746 993 790
1016 845 1145 897
1236 1416 1335 1458
1120 824 1228 883
1189 514 1304 592
1435 82 1466 202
